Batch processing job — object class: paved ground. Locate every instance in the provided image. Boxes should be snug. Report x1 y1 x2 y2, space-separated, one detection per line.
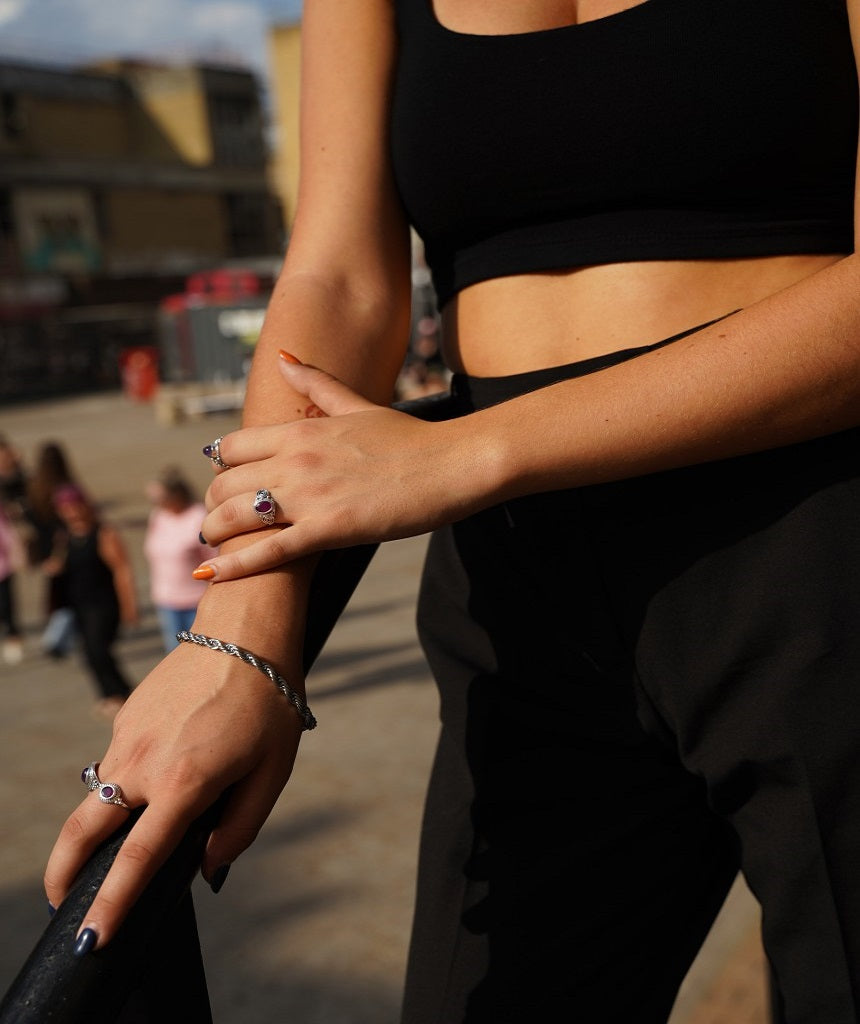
0 390 769 1022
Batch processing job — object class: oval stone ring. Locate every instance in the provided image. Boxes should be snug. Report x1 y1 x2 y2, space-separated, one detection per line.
96 781 131 810
253 488 277 526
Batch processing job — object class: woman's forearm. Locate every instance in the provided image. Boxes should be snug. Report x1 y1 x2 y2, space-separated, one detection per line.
473 253 860 502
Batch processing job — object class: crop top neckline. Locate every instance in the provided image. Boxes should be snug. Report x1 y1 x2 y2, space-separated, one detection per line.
391 0 858 310
423 0 678 41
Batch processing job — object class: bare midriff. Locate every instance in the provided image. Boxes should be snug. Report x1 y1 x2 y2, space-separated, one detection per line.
440 255 845 377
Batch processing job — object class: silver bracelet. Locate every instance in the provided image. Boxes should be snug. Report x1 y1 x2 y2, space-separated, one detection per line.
175 630 317 730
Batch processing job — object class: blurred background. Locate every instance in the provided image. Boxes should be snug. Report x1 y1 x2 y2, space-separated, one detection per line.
0 0 446 413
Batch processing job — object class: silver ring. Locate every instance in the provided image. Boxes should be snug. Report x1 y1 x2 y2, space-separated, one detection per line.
96 781 130 810
205 436 230 469
253 488 277 526
81 761 101 791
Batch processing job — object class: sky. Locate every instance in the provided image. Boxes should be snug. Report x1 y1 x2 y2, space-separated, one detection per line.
0 0 303 79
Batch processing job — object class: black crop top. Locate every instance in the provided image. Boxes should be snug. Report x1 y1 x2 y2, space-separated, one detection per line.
390 0 858 309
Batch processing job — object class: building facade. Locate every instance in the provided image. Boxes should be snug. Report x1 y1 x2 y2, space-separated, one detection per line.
0 58 284 403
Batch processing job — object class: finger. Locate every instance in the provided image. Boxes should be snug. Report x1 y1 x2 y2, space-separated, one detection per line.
45 798 137 909
200 485 292 547
277 358 378 418
202 744 300 884
72 801 204 949
192 521 330 581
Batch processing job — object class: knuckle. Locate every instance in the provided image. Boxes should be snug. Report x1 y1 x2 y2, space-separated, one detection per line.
207 472 226 504
221 498 244 528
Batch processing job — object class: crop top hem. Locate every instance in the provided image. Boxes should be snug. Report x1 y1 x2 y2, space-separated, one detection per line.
427 211 853 308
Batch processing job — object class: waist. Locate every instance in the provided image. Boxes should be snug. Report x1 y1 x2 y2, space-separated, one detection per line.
450 316 729 413
440 253 844 376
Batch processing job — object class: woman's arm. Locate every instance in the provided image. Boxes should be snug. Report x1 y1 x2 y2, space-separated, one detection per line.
43 0 411 950
98 524 139 626
191 3 860 580
195 246 860 580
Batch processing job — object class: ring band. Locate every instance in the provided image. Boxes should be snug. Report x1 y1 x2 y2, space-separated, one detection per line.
253 488 277 526
96 781 130 810
204 437 230 469
81 761 100 791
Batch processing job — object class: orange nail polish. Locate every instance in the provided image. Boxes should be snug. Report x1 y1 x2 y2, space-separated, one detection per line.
278 350 302 365
192 565 216 580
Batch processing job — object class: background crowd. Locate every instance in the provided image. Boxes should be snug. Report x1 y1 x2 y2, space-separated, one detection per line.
0 432 213 721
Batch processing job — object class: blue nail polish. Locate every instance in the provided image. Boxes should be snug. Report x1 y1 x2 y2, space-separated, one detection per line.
199 531 207 545
202 445 214 457
210 865 230 894
73 927 97 957
47 902 56 918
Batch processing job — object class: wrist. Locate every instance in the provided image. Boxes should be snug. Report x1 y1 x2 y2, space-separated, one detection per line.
190 566 311 671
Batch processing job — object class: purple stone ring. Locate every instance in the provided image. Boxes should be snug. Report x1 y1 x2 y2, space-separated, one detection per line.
96 781 131 810
80 761 101 792
81 761 131 809
203 436 230 469
253 488 277 526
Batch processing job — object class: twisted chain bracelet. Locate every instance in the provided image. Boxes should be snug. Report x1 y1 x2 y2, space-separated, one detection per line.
175 630 317 730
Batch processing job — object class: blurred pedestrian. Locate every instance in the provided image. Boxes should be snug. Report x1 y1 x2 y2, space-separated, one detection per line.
143 467 216 653
47 484 138 721
0 499 25 665
0 433 29 665
21 441 80 645
0 434 28 522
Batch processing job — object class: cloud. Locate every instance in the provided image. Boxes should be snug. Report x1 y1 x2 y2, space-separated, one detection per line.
0 0 26 27
0 0 297 74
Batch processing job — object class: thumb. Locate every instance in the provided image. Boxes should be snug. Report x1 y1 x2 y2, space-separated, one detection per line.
277 350 377 418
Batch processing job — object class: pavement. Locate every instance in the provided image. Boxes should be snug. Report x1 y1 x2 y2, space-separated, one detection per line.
0 389 769 1023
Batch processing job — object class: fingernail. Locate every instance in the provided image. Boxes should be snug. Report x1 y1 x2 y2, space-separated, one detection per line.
192 565 216 581
202 444 215 457
73 927 97 957
278 350 302 365
198 531 207 545
47 902 56 918
210 865 231 894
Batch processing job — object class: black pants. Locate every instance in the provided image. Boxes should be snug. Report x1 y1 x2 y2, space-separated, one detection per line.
0 575 21 639
403 333 860 1023
72 601 132 700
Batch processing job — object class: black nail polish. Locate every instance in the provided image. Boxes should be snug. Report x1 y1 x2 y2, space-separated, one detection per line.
47 902 56 918
199 531 207 545
210 865 230 894
73 927 97 957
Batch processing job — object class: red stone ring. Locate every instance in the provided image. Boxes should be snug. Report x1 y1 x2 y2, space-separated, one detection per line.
253 488 277 526
95 781 130 810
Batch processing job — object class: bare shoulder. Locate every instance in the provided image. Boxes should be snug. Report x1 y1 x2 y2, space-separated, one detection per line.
97 523 129 563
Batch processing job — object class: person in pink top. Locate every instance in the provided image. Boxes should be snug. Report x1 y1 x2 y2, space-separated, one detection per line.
143 468 216 653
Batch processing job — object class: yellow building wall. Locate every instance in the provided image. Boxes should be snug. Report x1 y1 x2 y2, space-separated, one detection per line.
267 22 302 230
12 94 130 159
122 65 213 166
105 188 227 262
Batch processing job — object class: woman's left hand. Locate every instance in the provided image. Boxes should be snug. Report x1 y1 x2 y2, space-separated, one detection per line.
198 360 483 581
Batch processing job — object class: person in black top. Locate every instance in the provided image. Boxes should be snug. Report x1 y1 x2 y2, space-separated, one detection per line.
46 2 860 1020
46 484 138 722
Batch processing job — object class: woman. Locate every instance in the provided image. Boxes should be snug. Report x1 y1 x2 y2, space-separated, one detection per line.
21 441 79 651
47 484 138 721
142 467 216 653
46 1 860 1019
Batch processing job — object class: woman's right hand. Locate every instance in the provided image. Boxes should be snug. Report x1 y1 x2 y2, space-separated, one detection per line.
43 635 306 951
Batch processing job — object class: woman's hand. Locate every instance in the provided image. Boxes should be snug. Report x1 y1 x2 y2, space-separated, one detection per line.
43 639 304 950
197 359 483 581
